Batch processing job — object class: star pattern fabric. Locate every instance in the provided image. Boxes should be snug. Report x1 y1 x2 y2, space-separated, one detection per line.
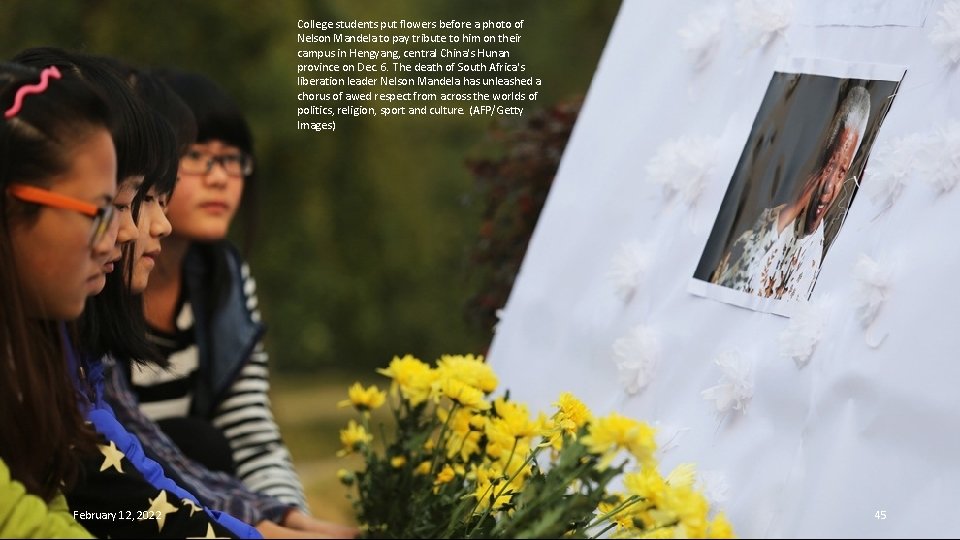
98 441 125 474
182 498 203 517
187 523 233 539
68 438 241 538
104 357 292 525
145 490 179 532
65 344 259 538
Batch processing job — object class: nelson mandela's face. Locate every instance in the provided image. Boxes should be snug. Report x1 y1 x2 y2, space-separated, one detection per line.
802 127 859 235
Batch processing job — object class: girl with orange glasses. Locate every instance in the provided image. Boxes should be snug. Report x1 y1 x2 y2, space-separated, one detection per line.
0 61 117 538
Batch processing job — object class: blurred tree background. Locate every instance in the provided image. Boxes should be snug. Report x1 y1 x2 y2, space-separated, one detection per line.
0 0 620 374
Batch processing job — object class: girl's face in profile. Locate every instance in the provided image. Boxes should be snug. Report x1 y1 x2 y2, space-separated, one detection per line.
129 185 172 293
10 128 119 320
107 176 142 275
165 139 245 241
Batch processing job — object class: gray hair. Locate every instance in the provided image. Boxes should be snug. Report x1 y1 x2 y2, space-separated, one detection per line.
826 85 871 161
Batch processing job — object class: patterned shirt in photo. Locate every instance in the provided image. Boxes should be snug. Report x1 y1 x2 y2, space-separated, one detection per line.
710 205 823 302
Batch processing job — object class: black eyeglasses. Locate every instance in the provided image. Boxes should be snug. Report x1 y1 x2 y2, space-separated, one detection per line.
181 149 253 177
8 183 116 247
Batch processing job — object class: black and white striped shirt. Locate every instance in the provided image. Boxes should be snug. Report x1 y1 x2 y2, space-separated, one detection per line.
133 263 308 510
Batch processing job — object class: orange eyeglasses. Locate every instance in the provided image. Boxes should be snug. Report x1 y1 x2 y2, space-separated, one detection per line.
7 183 116 247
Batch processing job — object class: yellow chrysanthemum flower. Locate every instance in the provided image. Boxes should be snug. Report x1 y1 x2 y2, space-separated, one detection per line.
337 420 372 456
486 423 536 476
390 456 407 468
581 412 657 467
337 382 387 411
553 392 593 434
707 512 735 539
681 494 711 537
472 466 515 513
469 413 487 430
624 468 667 507
484 419 520 461
492 398 538 439
657 485 710 538
437 408 482 460
434 464 456 485
437 406 479 432
494 449 533 482
414 461 432 476
436 354 498 393
376 354 437 406
598 498 635 531
437 377 490 410
537 414 566 451
482 430 533 488
665 463 696 489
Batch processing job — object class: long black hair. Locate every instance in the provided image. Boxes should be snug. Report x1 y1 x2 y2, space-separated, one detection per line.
89 61 198 368
0 61 107 501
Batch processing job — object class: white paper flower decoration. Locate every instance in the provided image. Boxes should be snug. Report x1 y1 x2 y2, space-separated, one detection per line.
852 254 891 325
863 133 931 213
925 121 960 195
608 241 654 302
678 3 727 69
778 297 831 369
930 0 960 65
612 324 661 395
735 0 793 49
701 350 754 415
852 253 893 347
646 135 720 209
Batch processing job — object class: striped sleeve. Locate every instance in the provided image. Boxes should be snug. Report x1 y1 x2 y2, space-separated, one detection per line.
211 265 309 511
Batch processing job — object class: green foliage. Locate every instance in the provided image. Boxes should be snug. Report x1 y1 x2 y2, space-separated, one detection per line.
0 0 620 372
486 438 622 539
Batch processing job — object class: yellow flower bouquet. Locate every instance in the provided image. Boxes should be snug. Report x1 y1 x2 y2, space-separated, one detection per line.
337 354 734 539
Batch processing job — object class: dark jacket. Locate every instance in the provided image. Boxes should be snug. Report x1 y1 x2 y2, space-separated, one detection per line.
184 241 265 419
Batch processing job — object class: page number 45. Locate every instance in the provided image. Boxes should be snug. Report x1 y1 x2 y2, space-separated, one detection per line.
875 510 887 520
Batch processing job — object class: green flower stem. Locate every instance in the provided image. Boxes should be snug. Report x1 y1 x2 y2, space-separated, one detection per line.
585 494 643 531
467 438 533 536
450 429 471 462
588 521 619 539
489 450 596 537
465 440 539 523
430 402 459 476
483 443 562 536
360 414 375 463
587 494 643 527
462 477 498 531
639 521 681 537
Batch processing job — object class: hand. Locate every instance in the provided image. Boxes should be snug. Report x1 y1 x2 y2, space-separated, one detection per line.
282 509 359 538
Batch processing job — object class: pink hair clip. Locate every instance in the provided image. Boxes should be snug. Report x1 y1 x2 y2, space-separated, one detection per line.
4 66 62 119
